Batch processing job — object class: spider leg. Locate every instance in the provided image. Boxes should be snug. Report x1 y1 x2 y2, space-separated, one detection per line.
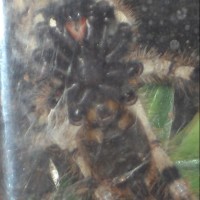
35 18 77 52
86 1 114 50
106 23 132 63
131 52 199 133
130 100 195 200
66 83 84 125
33 46 71 73
33 21 75 74
135 53 199 92
56 177 96 200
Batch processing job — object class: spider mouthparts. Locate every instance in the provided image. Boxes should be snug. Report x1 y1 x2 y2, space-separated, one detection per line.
65 17 87 42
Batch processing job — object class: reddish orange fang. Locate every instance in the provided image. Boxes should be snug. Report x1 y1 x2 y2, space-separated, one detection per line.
66 17 87 42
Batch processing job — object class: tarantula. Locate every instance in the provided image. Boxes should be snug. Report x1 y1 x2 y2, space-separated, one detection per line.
3 0 199 199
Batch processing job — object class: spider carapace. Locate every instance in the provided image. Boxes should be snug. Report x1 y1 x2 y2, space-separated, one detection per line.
10 0 199 199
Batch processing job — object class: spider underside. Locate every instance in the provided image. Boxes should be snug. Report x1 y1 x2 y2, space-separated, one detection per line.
3 0 199 199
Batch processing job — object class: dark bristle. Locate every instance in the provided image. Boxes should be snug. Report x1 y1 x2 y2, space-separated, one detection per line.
162 166 181 184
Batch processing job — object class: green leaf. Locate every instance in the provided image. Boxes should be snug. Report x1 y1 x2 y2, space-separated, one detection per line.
170 114 199 196
139 85 174 141
170 113 199 160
